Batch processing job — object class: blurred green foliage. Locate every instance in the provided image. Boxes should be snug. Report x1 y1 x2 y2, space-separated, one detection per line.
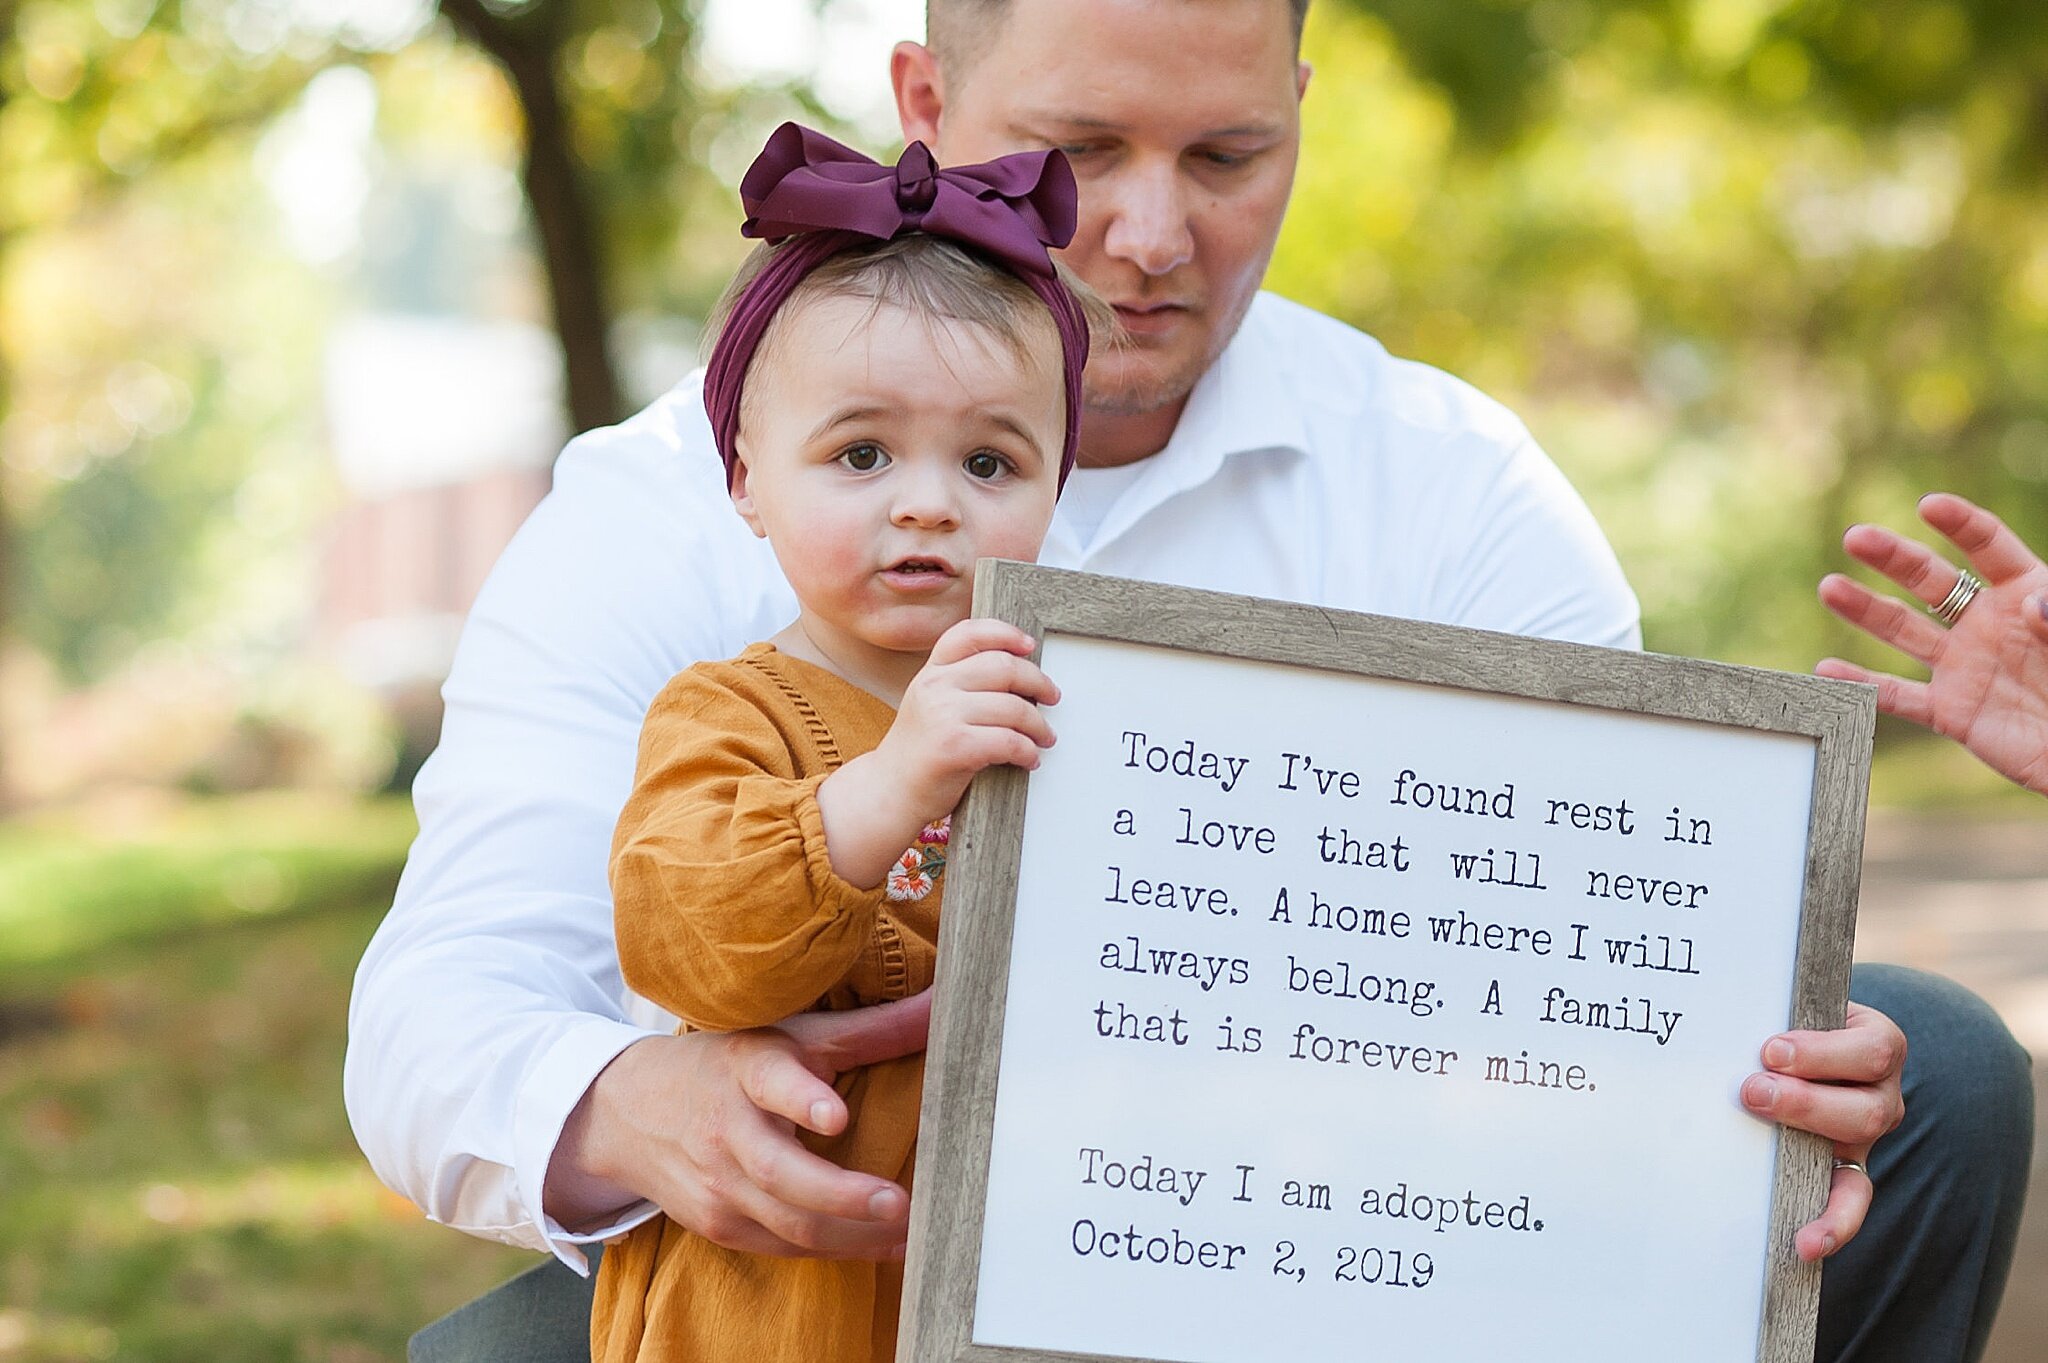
0 0 344 682
0 0 758 686
0 0 2040 740
1291 0 2048 673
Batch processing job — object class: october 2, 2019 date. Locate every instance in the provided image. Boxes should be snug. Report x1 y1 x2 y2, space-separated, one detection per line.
1273 1239 1435 1287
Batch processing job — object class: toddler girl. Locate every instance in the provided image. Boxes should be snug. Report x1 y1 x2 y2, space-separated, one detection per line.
592 123 1107 1363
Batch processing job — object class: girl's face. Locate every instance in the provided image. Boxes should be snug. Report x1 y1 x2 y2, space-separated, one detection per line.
731 293 1065 678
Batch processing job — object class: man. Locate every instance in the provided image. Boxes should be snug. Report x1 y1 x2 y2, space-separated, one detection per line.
347 2 2031 1359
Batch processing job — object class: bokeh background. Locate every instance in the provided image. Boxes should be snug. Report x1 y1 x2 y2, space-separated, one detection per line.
2 1 2044 1358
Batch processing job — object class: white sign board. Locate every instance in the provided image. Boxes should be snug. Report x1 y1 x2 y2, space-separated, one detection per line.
900 564 1872 1363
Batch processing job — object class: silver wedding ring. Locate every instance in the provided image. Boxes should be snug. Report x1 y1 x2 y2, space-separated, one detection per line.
1932 569 1983 626
1832 1157 1869 1182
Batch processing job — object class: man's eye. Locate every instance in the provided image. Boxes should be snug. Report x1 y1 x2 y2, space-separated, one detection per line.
839 444 888 472
965 451 1008 480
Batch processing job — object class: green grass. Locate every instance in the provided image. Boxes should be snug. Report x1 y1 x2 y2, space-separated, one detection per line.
0 794 419 991
0 797 534 1362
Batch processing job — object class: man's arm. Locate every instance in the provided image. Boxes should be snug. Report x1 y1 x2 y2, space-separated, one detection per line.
341 392 903 1267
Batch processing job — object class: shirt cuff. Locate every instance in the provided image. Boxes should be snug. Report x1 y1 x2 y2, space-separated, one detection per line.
513 1014 665 1273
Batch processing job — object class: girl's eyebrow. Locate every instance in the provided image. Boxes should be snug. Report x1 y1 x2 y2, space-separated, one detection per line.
805 404 896 442
984 411 1043 449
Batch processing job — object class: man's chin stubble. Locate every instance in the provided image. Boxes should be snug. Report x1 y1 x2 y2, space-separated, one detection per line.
1082 349 1210 418
1085 293 1260 418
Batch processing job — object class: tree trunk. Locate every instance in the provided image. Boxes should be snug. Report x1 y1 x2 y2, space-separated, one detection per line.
439 0 625 434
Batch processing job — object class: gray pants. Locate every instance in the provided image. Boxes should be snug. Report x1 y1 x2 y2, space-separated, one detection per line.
411 964 2034 1363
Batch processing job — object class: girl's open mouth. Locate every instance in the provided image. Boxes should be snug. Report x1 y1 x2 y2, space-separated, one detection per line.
881 557 958 590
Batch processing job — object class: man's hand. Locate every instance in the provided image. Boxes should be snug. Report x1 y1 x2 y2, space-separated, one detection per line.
545 991 933 1257
1739 1002 1907 1262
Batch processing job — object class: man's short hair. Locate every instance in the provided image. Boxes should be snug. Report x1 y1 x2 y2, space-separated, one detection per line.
928 0 1312 79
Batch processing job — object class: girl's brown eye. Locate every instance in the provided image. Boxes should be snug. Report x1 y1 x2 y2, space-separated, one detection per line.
840 444 887 472
965 451 1006 480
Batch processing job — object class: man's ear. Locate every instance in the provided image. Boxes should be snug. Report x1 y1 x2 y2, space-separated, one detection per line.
728 456 769 539
1297 60 1313 102
892 41 944 147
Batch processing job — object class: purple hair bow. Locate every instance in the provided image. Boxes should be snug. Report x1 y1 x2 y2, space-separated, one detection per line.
741 123 1078 276
705 123 1091 488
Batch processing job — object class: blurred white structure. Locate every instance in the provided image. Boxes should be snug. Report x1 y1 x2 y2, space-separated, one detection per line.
318 313 564 695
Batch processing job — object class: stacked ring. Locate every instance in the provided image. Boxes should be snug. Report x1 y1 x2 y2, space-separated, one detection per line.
1933 569 1984 625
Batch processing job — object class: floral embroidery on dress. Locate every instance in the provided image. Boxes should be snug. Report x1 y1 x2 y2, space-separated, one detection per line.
886 815 951 901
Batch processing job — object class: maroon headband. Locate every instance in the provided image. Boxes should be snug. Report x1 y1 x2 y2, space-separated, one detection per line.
703 123 1090 487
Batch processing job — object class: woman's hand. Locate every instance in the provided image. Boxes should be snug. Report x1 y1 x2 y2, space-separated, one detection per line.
1817 492 2048 795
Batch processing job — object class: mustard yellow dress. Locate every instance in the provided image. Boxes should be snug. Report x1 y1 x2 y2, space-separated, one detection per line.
593 643 943 1363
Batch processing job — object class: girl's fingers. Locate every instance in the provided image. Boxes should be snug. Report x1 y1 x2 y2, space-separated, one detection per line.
933 725 1046 777
1817 573 1947 666
931 649 1061 705
927 618 1036 667
1814 658 1935 728
957 692 1058 748
1919 492 2044 586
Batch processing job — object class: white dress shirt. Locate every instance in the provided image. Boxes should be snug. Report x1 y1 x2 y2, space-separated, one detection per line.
343 292 1640 1270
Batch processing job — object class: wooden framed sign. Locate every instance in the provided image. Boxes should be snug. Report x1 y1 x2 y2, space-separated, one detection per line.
899 562 1874 1363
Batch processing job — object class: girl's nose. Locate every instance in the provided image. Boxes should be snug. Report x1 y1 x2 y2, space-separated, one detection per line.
890 464 962 529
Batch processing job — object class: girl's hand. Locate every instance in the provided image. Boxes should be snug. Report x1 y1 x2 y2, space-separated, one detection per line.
1817 492 2048 796
817 619 1058 887
879 618 1060 816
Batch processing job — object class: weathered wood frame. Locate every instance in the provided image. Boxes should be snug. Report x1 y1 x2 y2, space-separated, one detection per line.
899 560 1874 1363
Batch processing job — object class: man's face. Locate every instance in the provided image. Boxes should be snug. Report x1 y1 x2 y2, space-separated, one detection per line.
904 0 1306 419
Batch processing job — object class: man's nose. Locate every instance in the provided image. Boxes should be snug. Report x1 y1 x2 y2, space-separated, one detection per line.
1101 161 1196 278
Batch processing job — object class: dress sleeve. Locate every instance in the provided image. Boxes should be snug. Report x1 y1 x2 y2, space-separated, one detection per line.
611 671 887 1032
